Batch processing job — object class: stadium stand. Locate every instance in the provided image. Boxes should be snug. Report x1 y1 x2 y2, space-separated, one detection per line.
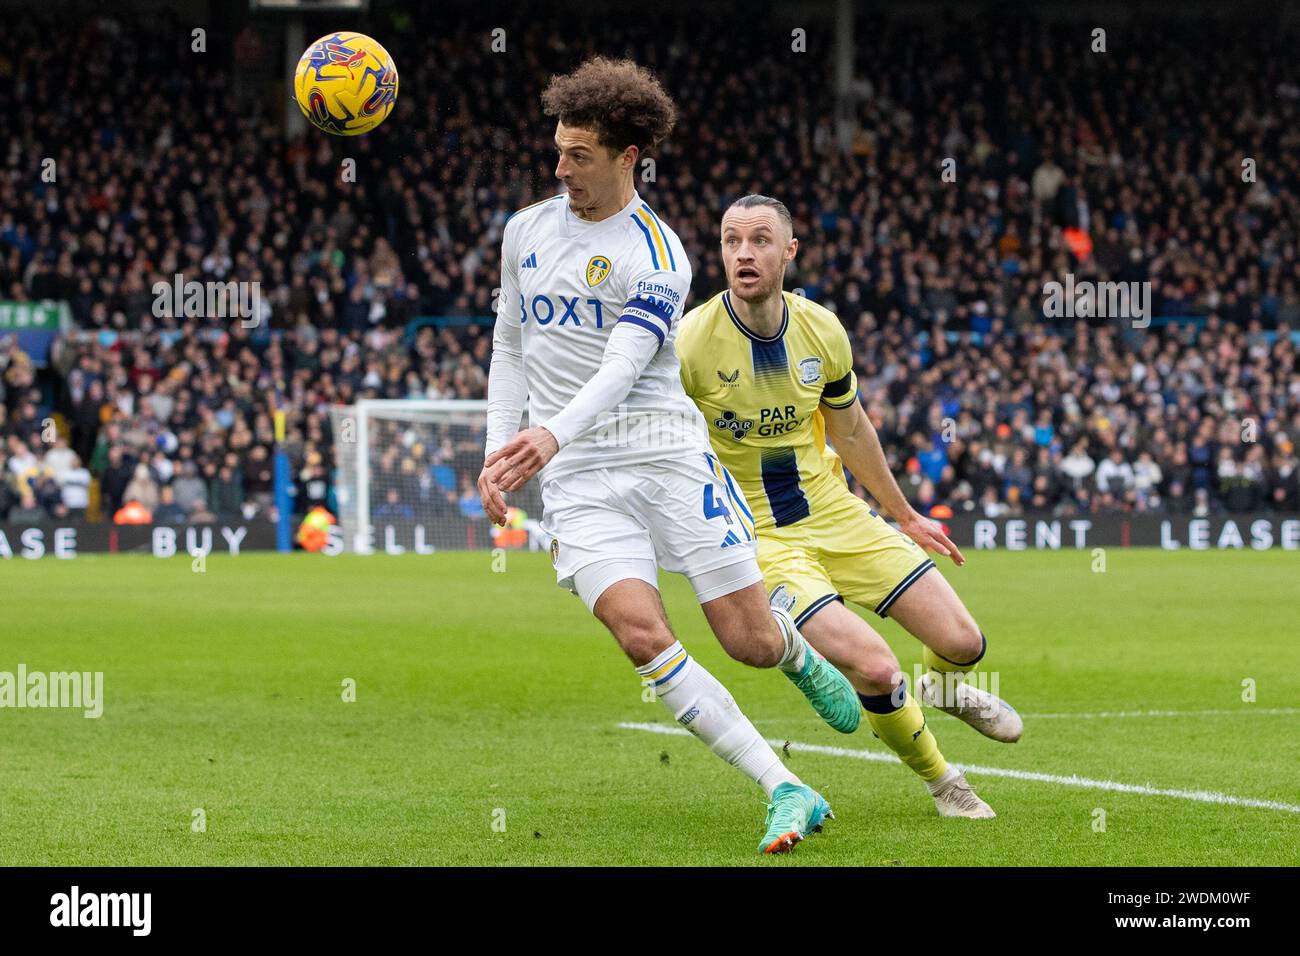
1 6 1297 527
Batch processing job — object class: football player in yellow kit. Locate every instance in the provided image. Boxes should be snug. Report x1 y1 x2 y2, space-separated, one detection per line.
676 195 1024 818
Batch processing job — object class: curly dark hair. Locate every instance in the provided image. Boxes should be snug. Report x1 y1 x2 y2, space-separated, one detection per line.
541 56 677 157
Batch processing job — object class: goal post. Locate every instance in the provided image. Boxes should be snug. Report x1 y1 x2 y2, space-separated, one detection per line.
328 399 546 554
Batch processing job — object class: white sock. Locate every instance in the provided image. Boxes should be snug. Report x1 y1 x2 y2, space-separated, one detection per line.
638 641 801 798
771 607 809 673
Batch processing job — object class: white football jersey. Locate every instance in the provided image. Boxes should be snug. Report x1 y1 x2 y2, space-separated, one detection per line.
494 190 709 481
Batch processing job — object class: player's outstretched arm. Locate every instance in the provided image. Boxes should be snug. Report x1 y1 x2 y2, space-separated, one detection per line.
488 318 659 492
823 399 965 566
490 273 689 493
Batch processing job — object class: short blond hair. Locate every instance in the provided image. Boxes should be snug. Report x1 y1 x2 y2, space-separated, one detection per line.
725 194 793 236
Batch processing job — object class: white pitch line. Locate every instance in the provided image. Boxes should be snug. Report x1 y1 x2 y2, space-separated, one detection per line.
617 721 1300 815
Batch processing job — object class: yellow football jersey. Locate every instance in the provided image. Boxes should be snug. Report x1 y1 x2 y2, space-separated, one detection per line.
676 290 859 531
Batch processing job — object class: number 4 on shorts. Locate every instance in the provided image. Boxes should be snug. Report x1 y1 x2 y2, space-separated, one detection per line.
703 484 734 524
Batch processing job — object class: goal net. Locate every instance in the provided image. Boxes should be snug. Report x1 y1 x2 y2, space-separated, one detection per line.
328 399 547 554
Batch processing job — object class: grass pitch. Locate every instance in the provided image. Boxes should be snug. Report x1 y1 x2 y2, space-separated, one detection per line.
2 549 1298 866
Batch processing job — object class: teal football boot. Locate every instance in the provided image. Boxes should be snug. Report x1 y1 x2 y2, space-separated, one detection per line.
758 781 833 854
774 606 861 734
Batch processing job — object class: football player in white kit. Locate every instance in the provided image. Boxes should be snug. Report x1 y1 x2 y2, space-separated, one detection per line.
478 57 859 854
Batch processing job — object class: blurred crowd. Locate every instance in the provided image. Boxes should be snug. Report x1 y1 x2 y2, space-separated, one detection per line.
870 316 1299 517
0 5 1297 525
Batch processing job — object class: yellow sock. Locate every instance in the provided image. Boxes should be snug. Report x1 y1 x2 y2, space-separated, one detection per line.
923 631 987 680
861 685 948 783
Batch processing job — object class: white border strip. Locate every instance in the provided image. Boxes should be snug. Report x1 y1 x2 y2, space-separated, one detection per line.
617 721 1300 815
1019 708 1300 720
758 708 1300 723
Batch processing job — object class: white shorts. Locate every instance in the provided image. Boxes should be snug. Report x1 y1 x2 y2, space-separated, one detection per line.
540 452 762 612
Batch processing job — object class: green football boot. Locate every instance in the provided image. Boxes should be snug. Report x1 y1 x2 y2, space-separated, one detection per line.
758 781 833 854
775 606 861 734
